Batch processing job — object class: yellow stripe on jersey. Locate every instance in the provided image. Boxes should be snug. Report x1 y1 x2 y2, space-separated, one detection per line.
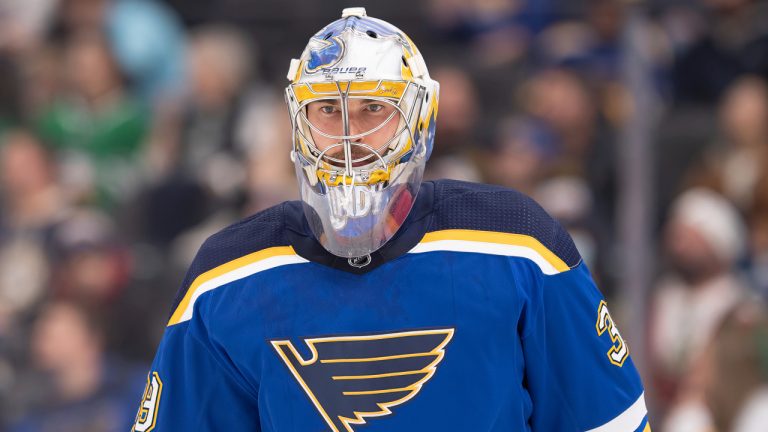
168 229 572 326
168 246 300 326
418 229 571 273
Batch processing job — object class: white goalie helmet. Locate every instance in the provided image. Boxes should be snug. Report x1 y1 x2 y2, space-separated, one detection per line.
285 7 439 258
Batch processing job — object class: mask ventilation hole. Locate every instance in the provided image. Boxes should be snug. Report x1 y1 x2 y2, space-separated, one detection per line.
402 56 408 67
324 32 333 40
366 30 378 38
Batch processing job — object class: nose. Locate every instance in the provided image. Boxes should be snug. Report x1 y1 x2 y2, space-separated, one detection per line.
347 117 365 142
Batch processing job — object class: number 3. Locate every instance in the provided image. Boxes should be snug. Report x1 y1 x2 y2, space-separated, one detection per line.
595 300 629 367
133 372 163 432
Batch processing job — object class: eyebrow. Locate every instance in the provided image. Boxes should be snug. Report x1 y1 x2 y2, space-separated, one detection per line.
314 98 380 106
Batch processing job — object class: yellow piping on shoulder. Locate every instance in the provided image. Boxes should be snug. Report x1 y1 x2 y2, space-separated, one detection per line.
167 246 299 326
419 229 571 273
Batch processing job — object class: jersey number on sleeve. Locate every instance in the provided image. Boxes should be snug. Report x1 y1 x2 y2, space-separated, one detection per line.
595 300 629 367
132 371 163 432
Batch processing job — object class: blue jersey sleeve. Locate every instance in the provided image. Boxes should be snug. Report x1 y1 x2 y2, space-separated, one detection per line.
521 261 649 432
132 207 292 431
131 299 261 431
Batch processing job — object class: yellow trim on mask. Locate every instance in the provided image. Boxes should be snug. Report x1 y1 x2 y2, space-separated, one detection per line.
292 81 407 103
318 167 391 186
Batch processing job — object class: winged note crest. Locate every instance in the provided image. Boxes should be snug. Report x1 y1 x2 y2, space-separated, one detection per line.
306 36 345 73
271 328 454 432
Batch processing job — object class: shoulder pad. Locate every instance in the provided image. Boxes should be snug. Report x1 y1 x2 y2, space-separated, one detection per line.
428 180 582 269
167 202 299 319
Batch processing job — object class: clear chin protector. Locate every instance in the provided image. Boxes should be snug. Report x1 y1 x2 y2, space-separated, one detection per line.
286 79 429 258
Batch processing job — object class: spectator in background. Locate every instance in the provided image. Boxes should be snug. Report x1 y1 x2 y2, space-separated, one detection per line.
518 67 601 178
53 0 186 106
672 0 768 104
424 65 482 182
706 301 768 431
534 0 658 129
164 25 300 270
17 44 63 123
0 56 23 135
0 130 68 334
748 170 768 296
650 187 749 411
178 24 257 198
35 29 148 210
106 0 187 106
0 0 59 54
484 115 558 196
697 75 768 211
8 299 143 432
0 130 73 426
50 211 127 305
681 76 768 301
55 0 107 32
663 301 768 432
516 67 617 273
142 24 285 246
48 210 161 361
536 0 626 82
423 0 551 61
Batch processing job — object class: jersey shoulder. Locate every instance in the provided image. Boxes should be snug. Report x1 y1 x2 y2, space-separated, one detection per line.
168 201 301 318
428 179 581 269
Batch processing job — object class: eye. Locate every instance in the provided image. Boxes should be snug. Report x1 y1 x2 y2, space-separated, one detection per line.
366 103 385 113
319 105 338 114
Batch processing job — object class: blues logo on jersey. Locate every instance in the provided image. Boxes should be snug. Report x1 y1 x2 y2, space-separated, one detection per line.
272 328 454 432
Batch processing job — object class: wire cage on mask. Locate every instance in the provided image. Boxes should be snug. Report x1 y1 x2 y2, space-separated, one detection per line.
286 79 430 258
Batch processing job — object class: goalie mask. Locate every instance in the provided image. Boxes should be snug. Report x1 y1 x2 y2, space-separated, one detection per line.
285 8 439 258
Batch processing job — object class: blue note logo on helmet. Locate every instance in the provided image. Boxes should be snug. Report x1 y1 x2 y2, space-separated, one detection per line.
306 36 345 73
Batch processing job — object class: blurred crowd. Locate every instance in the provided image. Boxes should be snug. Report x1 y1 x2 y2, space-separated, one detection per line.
1 0 768 430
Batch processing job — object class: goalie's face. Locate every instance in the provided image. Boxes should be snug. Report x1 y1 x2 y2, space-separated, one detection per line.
305 98 400 167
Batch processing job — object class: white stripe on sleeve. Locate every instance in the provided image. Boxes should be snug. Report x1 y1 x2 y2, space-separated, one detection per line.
585 392 647 432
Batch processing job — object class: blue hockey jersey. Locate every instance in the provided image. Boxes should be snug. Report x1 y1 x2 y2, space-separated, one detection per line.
132 180 649 432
